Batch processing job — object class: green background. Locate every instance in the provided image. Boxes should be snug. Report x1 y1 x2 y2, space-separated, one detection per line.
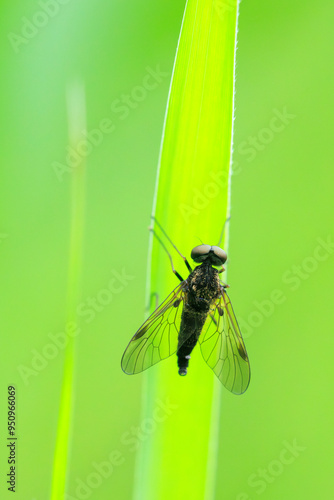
1 0 334 499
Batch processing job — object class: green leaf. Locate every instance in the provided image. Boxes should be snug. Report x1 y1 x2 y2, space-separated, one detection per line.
135 1 240 499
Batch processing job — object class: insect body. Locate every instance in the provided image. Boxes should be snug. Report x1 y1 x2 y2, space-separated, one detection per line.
121 240 250 394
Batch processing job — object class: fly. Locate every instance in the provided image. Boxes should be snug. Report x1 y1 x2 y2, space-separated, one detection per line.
121 219 250 394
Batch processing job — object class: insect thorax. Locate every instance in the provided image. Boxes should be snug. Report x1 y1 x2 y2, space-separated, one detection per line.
184 263 221 314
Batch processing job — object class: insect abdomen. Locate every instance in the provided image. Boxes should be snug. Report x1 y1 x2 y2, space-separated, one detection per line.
177 310 207 376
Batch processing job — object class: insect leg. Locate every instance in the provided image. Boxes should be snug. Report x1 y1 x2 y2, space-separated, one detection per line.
149 226 184 282
151 216 193 273
217 216 231 247
218 267 230 288
220 283 230 290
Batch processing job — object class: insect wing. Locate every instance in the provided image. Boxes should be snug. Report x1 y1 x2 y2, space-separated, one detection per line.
121 283 184 374
199 288 250 394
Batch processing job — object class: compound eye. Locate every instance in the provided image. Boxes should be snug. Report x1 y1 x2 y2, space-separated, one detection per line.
191 244 211 263
211 246 227 264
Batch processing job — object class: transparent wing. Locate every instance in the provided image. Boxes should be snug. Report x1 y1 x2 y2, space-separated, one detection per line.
199 288 250 394
121 283 185 374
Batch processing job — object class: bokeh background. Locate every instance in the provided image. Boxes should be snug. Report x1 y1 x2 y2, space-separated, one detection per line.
1 0 334 499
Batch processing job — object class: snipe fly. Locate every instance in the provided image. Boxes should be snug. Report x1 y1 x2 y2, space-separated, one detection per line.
121 219 250 394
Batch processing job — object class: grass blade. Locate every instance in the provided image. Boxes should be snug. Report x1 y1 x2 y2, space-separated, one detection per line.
50 81 86 500
135 1 239 499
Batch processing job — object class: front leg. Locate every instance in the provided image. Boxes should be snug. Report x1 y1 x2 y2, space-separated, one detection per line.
218 267 229 288
220 282 230 290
